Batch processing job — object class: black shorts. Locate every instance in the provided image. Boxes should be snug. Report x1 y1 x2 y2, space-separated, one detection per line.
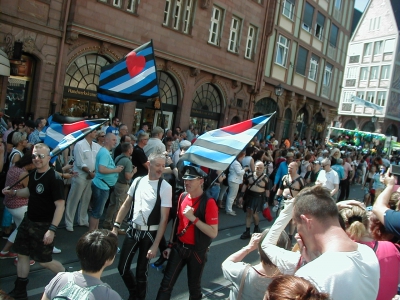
14 215 54 263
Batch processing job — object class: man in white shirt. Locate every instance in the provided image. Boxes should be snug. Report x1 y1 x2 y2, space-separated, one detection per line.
64 130 101 231
316 158 339 200
143 126 166 157
293 186 380 300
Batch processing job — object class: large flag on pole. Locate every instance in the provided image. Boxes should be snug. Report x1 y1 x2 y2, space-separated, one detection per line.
178 113 274 171
351 95 384 112
97 40 159 104
40 114 107 158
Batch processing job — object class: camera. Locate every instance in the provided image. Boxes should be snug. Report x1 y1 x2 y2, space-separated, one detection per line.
390 165 400 176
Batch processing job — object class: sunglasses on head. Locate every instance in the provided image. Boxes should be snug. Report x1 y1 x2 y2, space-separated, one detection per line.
31 153 48 159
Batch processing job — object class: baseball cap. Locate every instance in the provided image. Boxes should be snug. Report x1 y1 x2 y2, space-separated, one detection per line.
182 166 208 180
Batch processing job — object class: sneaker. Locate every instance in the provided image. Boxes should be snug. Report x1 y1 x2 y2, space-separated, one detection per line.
14 258 35 266
0 251 18 259
65 226 74 232
53 246 62 254
78 223 89 227
226 211 237 216
240 231 251 239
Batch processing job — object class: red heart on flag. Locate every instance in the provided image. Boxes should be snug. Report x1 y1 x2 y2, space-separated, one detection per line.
126 51 146 78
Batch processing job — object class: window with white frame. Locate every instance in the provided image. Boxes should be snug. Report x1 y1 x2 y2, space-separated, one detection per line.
376 91 386 106
373 41 383 56
370 66 379 80
209 6 223 46
172 0 182 29
296 46 309 76
346 67 357 79
363 43 372 56
163 0 171 25
282 0 295 20
369 17 381 31
183 0 193 33
245 25 257 59
366 91 375 103
308 55 319 81
384 39 395 53
228 16 241 53
381 65 391 80
315 12 325 41
302 2 314 33
360 67 368 81
356 91 365 99
275 35 289 67
334 0 341 10
343 91 352 103
113 0 121 7
323 63 333 86
127 0 138 13
163 0 195 33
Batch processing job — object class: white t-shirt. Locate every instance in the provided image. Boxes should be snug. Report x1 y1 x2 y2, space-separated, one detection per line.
295 244 380 300
316 169 339 191
128 176 172 225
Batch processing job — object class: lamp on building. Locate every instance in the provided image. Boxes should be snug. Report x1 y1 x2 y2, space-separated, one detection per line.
371 115 378 123
274 84 283 98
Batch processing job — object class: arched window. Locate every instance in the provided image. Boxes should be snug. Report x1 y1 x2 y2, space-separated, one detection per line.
296 107 309 139
361 121 375 133
254 97 279 137
158 71 178 105
386 124 398 137
344 119 357 130
282 108 292 139
64 54 110 90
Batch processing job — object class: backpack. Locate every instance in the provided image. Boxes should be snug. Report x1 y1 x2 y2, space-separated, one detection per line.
52 272 107 300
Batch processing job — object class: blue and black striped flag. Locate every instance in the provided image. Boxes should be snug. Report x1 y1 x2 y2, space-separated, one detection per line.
97 40 159 104
178 113 275 171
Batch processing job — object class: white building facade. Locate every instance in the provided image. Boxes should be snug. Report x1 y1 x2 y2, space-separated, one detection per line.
338 0 400 137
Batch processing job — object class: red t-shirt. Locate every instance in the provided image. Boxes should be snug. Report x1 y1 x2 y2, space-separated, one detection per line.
177 194 218 245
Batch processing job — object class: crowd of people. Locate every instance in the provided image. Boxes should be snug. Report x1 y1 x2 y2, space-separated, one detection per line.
0 115 399 300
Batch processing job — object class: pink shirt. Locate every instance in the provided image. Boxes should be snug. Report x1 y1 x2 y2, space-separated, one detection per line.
361 241 400 300
343 162 352 180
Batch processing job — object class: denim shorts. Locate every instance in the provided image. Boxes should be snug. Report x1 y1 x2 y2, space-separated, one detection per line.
91 182 110 219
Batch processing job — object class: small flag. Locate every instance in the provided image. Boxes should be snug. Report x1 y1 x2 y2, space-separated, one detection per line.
351 95 383 112
178 114 274 171
97 40 159 104
40 114 107 158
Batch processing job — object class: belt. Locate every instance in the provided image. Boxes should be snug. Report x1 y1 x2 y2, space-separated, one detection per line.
131 223 159 231
177 240 196 249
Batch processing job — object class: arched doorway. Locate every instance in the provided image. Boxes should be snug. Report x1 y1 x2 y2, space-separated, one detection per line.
295 107 309 140
190 83 222 133
62 53 115 118
134 70 179 133
254 97 279 140
282 108 292 139
361 121 375 133
386 124 398 137
344 119 357 130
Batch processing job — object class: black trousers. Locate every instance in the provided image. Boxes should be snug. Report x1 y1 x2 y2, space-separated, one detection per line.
156 243 208 300
338 177 350 201
118 228 156 300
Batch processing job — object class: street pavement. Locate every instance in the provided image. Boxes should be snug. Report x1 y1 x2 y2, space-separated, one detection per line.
0 184 365 299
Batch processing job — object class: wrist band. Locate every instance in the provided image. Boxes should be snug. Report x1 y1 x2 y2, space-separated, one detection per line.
113 222 121 228
49 224 57 232
193 217 199 225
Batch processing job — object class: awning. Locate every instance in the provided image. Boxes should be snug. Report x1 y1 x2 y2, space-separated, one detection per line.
0 49 10 76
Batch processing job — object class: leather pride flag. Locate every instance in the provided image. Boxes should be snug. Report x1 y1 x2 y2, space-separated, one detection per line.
97 40 159 104
178 113 275 171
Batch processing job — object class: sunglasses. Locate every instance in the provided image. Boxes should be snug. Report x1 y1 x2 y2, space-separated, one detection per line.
99 135 105 138
31 153 48 159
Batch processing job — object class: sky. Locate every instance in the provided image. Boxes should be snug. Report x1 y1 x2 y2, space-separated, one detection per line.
354 0 370 12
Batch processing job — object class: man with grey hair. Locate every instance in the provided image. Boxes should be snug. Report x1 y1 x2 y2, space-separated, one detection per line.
28 117 46 145
112 152 172 300
144 126 166 157
315 158 339 200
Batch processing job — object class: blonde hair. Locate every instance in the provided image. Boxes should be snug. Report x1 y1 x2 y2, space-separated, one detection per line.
339 206 369 241
389 192 400 211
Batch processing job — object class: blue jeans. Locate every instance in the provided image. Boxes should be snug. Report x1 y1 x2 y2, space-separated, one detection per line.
90 182 110 219
208 185 220 202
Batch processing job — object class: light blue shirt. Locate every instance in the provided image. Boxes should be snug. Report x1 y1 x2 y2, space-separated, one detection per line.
331 164 345 180
92 147 118 190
